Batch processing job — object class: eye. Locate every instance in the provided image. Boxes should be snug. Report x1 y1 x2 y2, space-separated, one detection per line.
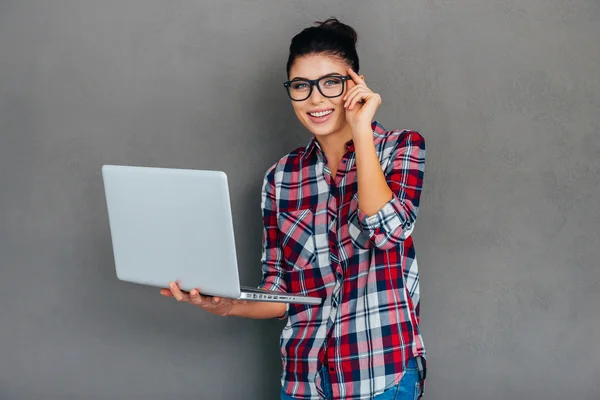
291 81 309 90
323 77 342 86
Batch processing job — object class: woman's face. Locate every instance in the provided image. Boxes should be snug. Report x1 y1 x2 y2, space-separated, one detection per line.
287 54 359 139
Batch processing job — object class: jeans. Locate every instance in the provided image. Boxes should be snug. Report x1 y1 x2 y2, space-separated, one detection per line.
280 357 421 400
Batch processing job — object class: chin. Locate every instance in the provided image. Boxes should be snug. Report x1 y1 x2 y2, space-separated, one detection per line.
311 126 335 137
302 117 344 138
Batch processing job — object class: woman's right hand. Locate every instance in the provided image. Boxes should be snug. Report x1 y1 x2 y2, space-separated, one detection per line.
160 282 247 317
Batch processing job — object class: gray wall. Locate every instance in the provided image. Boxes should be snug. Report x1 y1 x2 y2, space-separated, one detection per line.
1 1 598 399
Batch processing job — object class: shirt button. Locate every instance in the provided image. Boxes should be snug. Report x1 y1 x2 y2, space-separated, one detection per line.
329 366 335 372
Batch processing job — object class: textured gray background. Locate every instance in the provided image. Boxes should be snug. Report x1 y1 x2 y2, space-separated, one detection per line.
1 1 599 399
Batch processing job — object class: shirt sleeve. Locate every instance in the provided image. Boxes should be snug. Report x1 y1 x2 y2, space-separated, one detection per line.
356 130 426 250
256 165 289 319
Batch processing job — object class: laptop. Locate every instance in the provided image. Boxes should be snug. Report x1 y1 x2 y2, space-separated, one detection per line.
101 164 321 305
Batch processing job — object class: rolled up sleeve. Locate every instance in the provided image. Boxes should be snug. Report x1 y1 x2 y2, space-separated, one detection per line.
357 131 425 250
256 166 289 319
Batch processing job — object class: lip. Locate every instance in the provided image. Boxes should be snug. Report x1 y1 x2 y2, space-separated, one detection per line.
306 108 334 124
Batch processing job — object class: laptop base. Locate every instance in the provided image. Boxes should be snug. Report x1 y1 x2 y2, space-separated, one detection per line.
239 286 321 305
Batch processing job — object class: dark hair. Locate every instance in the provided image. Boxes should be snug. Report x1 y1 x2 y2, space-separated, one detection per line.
286 17 359 78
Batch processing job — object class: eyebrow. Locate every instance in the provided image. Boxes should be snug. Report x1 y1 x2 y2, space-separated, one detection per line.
290 72 343 81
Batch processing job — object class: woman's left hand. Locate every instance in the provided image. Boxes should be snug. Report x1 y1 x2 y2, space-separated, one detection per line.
343 67 382 135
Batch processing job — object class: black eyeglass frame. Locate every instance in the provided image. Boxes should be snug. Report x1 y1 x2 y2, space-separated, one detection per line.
283 75 352 101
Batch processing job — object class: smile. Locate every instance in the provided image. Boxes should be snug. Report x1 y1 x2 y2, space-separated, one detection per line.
308 109 334 118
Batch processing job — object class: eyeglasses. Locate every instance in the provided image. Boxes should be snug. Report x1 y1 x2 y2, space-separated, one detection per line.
283 75 351 101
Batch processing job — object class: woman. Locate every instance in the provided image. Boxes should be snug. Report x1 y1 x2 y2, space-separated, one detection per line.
161 18 427 400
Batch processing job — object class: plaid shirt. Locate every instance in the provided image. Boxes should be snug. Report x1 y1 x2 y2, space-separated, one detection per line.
258 121 426 400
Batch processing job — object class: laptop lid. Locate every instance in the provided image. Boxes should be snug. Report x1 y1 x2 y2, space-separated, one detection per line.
101 165 243 298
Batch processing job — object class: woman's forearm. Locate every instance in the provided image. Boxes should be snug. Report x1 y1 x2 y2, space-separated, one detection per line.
228 300 286 319
353 129 393 216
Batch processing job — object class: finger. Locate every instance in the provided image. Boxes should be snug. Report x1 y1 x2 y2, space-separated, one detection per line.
189 289 203 305
344 88 362 108
212 296 221 304
199 294 214 306
349 94 371 110
347 67 365 84
343 82 364 102
346 89 370 110
345 74 366 95
169 282 191 302
191 290 214 306
160 288 174 297
345 78 356 94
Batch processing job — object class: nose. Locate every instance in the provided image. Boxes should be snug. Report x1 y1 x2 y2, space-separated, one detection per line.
308 85 325 104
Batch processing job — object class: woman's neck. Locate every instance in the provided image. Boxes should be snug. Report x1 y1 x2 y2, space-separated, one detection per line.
316 124 354 162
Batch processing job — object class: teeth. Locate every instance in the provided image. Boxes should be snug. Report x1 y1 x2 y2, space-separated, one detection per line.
309 110 333 117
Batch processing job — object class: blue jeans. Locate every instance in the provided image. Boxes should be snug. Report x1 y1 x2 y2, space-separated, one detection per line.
280 357 421 400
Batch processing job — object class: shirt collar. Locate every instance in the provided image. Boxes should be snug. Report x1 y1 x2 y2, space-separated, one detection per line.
302 136 321 160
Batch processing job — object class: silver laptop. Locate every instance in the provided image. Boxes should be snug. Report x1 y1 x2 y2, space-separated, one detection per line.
101 164 321 305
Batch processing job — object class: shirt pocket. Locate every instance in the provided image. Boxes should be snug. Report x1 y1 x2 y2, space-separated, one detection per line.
347 194 372 249
277 208 316 271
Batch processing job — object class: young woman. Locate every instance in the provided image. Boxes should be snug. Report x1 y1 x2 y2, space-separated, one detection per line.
161 18 427 400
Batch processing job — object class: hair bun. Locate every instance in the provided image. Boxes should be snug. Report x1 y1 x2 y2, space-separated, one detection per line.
315 17 358 45
286 17 360 76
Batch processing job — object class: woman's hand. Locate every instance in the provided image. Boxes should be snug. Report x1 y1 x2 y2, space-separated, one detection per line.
160 282 247 317
343 67 382 137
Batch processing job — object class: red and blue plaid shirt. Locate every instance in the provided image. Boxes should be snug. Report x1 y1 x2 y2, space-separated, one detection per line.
258 121 427 400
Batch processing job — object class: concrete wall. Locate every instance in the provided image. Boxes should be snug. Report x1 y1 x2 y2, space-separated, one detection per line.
1 1 598 398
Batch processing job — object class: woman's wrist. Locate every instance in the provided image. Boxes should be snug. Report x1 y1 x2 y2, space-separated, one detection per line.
227 301 287 319
351 126 375 145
